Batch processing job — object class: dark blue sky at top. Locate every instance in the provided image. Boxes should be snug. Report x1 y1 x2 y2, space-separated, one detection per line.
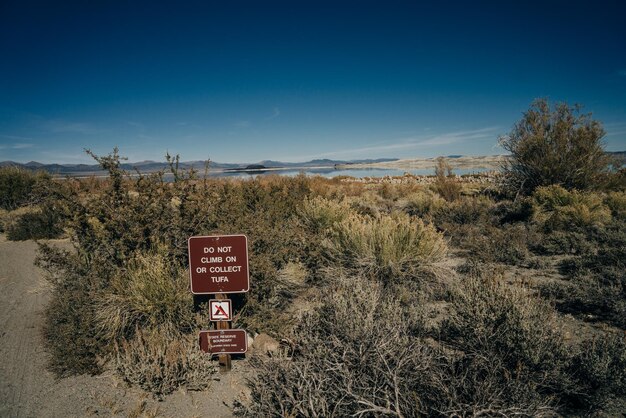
1 0 625 163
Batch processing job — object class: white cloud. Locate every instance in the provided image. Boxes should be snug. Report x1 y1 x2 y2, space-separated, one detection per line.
0 136 35 150
12 143 34 149
313 126 500 158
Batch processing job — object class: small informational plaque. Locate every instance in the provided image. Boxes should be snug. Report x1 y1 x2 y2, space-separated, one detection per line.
199 329 248 354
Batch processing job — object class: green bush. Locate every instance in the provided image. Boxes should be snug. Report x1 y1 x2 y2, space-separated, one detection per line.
0 166 52 210
605 191 626 220
499 98 612 194
532 185 612 231
5 204 64 240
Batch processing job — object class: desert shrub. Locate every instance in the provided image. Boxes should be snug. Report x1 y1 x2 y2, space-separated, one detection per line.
433 195 493 228
463 223 537 265
431 157 462 202
532 185 612 231
397 188 446 218
441 273 576 410
238 274 586 416
535 230 593 256
236 277 437 417
346 191 385 216
115 327 214 398
605 191 626 220
491 196 534 224
542 220 626 327
37 243 108 376
95 248 197 342
541 276 625 329
38 150 318 375
0 208 6 232
604 167 626 191
4 203 64 240
0 166 53 210
297 196 351 233
326 211 447 282
570 333 626 410
499 98 612 194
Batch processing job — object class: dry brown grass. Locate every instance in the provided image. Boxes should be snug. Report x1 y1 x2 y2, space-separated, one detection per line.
115 326 214 398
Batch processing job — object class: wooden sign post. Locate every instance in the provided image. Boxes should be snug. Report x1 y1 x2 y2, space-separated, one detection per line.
215 293 231 371
188 234 249 372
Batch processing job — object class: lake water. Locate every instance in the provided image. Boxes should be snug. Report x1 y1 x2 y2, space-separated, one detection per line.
210 166 496 179
62 166 497 181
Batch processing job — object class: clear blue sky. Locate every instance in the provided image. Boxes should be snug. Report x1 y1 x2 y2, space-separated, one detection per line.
1 0 625 164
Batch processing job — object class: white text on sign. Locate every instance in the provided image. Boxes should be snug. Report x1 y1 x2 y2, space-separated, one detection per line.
194 246 242 283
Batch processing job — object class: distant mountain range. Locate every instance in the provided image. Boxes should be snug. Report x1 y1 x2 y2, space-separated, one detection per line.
2 152 623 175
0 157 400 175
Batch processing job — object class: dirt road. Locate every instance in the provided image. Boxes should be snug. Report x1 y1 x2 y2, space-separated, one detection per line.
0 235 246 418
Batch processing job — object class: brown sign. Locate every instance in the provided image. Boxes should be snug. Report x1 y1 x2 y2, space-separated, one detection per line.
188 235 249 294
199 329 248 354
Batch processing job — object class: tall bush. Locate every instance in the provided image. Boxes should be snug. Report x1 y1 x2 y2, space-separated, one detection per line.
499 99 612 194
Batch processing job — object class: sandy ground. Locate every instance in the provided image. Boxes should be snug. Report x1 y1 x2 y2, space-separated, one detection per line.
0 235 249 418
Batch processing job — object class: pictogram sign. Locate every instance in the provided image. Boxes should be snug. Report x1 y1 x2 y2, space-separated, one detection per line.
209 299 232 321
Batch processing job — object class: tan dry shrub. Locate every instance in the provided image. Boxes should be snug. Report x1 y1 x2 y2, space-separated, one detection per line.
444 272 571 395
96 248 196 341
345 189 391 216
397 188 446 218
298 196 352 233
115 327 214 397
327 211 446 281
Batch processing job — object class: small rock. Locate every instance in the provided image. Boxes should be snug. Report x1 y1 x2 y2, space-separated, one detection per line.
251 333 280 356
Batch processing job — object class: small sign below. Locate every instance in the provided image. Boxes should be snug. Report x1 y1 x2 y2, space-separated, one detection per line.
209 299 232 321
188 234 250 294
199 329 248 355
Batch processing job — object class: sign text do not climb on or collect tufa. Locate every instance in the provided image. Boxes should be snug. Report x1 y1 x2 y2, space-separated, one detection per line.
188 234 250 294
